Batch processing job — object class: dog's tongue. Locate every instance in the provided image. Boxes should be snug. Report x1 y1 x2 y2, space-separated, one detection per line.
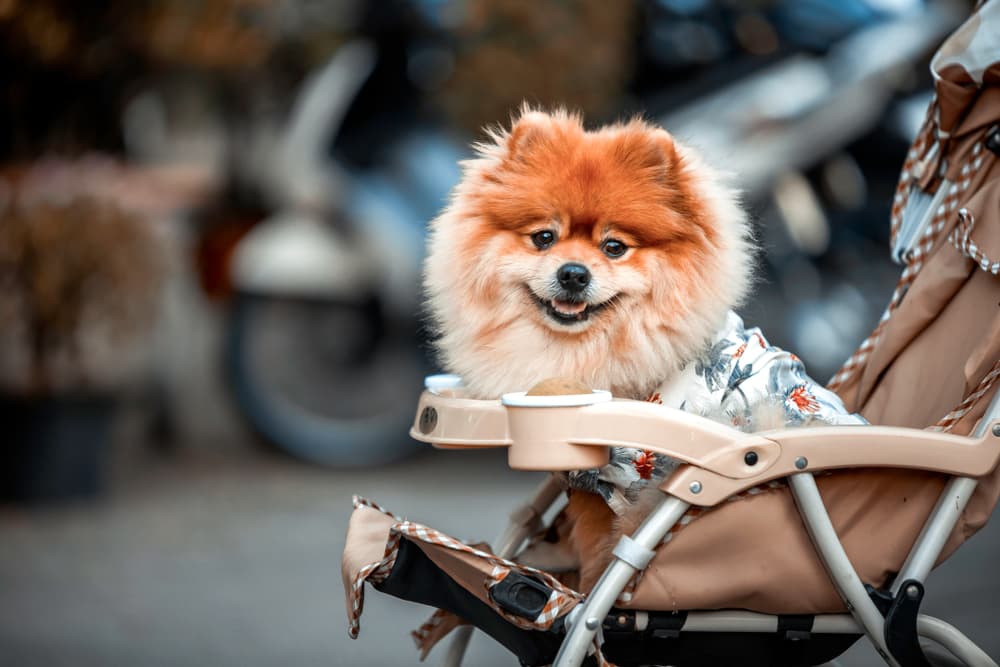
552 299 587 315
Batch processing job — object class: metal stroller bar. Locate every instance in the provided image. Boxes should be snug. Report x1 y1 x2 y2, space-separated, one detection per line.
788 472 899 666
892 389 1000 596
550 392 1000 667
917 616 998 667
551 464 1000 667
554 496 691 666
553 473 899 667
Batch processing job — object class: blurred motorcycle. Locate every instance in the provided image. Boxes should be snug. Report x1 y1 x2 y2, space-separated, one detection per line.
653 0 958 379
226 40 461 466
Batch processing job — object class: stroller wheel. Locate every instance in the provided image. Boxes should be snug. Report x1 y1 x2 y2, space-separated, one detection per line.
920 642 973 667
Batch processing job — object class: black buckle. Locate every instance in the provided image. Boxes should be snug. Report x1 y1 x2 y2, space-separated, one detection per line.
986 125 1000 156
602 610 687 638
646 611 686 639
884 579 934 667
602 610 636 634
489 573 552 620
778 614 814 642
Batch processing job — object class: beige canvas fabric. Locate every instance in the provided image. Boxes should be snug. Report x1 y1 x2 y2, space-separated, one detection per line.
342 502 398 638
621 471 947 613
834 0 1000 563
626 0 1000 612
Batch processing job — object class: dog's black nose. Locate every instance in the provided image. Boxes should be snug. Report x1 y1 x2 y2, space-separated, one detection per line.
557 263 591 292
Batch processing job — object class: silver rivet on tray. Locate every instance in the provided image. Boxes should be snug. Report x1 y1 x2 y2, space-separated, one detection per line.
794 457 808 470
992 424 1000 437
689 481 702 494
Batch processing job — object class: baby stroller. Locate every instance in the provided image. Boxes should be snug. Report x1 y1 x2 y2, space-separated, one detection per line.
341 4 1000 666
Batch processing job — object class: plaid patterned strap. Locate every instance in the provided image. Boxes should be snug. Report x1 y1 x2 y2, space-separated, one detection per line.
829 115 938 392
889 104 937 253
411 609 463 659
950 208 1000 275
932 361 1000 432
829 134 993 393
346 536 401 639
351 494 403 521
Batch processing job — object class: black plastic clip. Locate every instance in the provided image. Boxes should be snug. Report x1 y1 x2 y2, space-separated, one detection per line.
646 611 686 639
884 579 934 667
986 125 1000 157
489 573 552 620
778 614 814 642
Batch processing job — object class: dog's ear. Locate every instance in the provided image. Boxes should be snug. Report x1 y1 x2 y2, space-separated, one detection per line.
653 129 682 169
615 124 680 176
505 110 553 162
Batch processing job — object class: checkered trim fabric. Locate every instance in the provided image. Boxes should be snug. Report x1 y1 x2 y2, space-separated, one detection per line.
483 565 582 631
829 131 992 393
950 207 1000 275
888 104 937 248
351 494 403 521
411 608 450 646
411 608 463 659
932 361 1000 432
346 497 403 639
346 497 583 645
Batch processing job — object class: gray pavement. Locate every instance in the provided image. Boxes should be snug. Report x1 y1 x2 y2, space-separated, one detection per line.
1 445 998 667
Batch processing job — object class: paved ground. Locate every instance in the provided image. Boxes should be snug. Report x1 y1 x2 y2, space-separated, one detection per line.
1 442 998 667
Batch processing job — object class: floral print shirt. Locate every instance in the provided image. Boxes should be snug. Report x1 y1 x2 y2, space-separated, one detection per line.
566 311 866 514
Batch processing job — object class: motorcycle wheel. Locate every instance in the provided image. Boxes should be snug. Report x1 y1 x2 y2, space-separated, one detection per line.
225 291 427 467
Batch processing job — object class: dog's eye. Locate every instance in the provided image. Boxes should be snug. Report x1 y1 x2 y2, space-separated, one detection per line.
531 230 556 250
601 239 627 258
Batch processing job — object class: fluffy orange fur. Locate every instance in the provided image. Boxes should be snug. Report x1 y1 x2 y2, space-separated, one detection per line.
424 107 754 591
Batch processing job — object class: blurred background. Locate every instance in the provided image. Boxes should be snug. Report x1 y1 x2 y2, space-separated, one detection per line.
2 0 998 665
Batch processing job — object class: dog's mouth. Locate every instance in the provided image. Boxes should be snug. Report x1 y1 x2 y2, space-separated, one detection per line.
526 288 615 326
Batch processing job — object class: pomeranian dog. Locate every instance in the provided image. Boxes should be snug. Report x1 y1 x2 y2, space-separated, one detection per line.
424 107 753 590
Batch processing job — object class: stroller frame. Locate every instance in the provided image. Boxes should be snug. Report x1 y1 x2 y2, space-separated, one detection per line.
408 381 1000 667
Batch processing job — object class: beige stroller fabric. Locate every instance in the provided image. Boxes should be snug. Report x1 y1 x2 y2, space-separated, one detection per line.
624 0 1000 613
342 1 1000 654
831 0 1000 566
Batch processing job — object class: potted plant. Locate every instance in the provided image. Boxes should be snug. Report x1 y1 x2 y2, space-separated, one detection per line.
0 177 163 502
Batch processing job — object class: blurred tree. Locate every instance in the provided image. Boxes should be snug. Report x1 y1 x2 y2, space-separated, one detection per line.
0 178 163 394
0 0 146 157
436 0 637 134
0 0 357 159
